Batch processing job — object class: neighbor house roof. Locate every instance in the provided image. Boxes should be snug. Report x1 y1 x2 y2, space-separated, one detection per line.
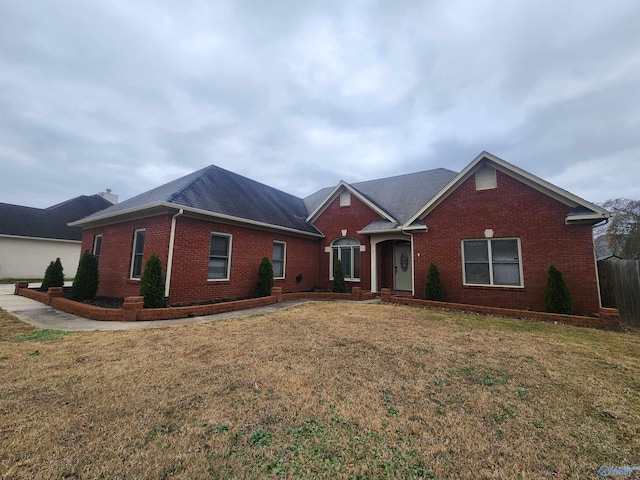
71 165 323 237
0 195 113 241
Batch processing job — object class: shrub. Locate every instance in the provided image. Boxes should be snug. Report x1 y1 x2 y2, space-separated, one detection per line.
332 259 346 293
71 251 99 301
424 263 443 301
140 253 165 308
256 256 274 297
544 264 572 314
41 258 64 291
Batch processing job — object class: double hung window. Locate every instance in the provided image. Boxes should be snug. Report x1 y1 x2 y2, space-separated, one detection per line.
462 238 522 287
130 229 145 279
272 241 286 279
209 233 231 280
93 235 102 262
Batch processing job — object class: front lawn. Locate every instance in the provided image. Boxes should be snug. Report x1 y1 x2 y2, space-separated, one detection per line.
1 303 638 479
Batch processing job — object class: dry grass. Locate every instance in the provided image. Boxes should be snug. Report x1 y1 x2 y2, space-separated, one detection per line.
1 303 639 479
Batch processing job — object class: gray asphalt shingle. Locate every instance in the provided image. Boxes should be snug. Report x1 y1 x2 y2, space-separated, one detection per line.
0 195 113 241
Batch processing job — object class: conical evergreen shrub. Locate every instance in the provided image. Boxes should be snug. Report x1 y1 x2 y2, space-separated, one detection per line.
256 256 274 297
71 251 99 301
332 259 346 293
424 263 443 301
140 253 165 308
41 258 64 291
544 264 573 314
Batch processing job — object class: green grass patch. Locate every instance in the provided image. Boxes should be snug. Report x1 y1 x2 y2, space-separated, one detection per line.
12 329 72 342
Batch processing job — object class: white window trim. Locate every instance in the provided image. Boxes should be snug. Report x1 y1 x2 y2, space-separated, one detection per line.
208 232 232 282
461 237 524 288
93 234 102 257
130 229 145 280
329 238 361 282
272 240 286 279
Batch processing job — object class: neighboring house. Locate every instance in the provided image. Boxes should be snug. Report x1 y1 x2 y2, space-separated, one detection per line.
0 194 115 279
71 152 610 316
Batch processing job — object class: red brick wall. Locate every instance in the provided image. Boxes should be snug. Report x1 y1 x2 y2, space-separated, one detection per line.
311 193 383 291
82 215 320 305
168 216 319 304
412 171 600 315
81 215 172 299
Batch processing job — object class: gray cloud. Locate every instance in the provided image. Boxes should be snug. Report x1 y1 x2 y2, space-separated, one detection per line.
1 0 638 208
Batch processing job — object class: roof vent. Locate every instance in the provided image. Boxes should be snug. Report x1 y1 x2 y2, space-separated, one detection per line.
475 166 497 190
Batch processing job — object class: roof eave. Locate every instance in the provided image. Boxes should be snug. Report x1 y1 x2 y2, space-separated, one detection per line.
565 212 611 224
0 233 82 244
71 201 324 238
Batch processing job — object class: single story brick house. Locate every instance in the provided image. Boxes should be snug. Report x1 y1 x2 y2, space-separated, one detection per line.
70 152 609 315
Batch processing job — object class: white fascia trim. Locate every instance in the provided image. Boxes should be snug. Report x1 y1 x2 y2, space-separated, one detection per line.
0 234 81 244
401 225 428 232
306 181 396 224
565 213 610 223
356 227 401 235
70 201 324 238
178 203 324 238
68 201 168 226
404 151 610 226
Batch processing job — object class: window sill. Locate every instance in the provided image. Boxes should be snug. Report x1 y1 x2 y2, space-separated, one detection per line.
207 279 231 283
126 279 140 285
463 284 524 290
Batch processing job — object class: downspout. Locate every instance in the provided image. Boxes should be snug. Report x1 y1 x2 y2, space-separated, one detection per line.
165 208 184 298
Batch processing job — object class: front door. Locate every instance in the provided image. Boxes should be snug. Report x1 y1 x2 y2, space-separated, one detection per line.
394 242 412 292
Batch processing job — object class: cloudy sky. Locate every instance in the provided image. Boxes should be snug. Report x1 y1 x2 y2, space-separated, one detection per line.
1 0 639 209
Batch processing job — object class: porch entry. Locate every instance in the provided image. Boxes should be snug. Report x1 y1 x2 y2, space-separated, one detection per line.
394 242 412 291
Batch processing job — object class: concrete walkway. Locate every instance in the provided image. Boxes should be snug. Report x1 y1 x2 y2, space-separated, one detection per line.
0 284 307 331
0 284 380 332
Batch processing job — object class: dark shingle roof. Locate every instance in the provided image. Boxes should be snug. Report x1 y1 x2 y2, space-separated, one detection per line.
305 168 458 224
78 165 322 235
0 195 113 241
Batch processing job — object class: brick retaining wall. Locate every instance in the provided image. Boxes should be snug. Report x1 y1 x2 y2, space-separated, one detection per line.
14 285 375 322
381 289 621 329
14 283 619 329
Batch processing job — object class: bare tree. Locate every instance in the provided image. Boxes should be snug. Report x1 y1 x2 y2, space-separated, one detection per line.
601 198 640 259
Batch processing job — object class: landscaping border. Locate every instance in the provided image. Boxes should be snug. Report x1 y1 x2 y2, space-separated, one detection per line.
13 284 375 322
13 282 619 329
379 288 621 330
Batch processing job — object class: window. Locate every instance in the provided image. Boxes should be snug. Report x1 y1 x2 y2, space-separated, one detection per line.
130 229 145 279
93 235 102 262
208 233 231 280
272 241 286 279
462 238 522 287
331 237 361 281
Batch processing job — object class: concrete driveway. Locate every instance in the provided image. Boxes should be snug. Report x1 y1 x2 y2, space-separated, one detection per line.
0 284 317 332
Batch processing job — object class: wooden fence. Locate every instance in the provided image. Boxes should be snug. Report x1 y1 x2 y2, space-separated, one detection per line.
598 257 640 326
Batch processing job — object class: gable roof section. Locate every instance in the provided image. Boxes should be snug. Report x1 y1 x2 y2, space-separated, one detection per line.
305 168 458 227
0 195 113 241
71 165 323 237
405 151 610 226
305 180 397 224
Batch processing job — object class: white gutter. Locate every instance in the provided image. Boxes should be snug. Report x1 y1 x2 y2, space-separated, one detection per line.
164 208 184 298
70 201 324 238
